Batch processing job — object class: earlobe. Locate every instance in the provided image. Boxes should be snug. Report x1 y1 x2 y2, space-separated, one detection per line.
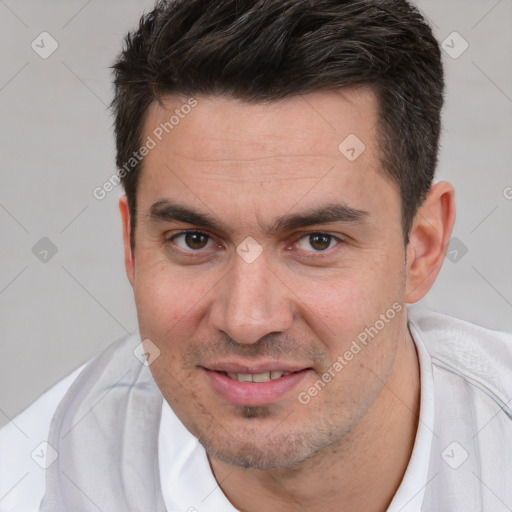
405 181 456 303
119 195 135 286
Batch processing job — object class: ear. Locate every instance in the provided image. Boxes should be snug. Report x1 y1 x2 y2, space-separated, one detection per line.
119 195 135 287
405 181 456 303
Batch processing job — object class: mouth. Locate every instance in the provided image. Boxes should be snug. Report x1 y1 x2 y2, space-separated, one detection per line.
201 365 312 407
221 370 293 382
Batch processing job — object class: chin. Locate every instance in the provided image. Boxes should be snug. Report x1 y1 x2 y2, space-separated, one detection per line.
196 423 329 471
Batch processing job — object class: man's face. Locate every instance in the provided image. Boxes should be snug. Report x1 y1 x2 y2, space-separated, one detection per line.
126 88 410 469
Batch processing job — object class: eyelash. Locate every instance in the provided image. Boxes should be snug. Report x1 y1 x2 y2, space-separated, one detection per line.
165 230 344 258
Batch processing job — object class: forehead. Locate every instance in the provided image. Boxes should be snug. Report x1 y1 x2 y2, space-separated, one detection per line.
143 87 379 163
136 88 399 233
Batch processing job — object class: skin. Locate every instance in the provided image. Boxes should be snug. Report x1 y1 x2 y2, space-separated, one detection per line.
119 87 455 512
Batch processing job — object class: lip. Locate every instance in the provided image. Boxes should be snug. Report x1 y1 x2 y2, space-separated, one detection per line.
205 361 307 374
202 366 312 407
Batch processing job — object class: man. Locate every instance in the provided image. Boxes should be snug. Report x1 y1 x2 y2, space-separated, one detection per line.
1 0 511 511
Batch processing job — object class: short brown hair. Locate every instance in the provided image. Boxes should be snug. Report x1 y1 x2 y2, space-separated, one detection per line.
110 0 444 250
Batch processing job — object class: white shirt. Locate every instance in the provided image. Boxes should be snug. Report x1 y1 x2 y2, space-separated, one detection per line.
1 306 511 512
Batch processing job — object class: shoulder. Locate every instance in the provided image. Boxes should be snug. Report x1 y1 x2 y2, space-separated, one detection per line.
407 306 512 417
0 364 86 512
408 308 512 509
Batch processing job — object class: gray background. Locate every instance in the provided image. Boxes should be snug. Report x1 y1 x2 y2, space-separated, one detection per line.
0 0 511 429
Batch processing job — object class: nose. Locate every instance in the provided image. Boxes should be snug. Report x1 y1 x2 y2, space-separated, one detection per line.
208 250 294 345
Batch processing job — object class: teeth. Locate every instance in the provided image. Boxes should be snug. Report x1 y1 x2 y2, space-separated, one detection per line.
252 372 271 383
224 371 292 382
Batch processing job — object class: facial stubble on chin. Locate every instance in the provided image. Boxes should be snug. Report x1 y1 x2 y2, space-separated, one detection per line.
237 405 272 420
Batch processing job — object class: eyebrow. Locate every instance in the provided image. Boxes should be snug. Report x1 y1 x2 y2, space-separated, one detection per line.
148 199 369 235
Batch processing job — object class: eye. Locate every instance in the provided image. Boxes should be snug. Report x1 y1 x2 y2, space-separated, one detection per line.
169 230 214 251
296 232 341 252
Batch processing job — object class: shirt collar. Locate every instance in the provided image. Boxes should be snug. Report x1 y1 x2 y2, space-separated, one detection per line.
386 305 436 512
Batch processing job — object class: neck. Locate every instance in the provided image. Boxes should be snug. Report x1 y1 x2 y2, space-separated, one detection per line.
209 328 421 512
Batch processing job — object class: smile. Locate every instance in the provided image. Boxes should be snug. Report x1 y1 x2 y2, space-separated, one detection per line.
224 371 292 382
202 366 312 407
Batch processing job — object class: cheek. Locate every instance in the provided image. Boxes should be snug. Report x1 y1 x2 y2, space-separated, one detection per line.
132 257 202 337
287 252 405 354
132 262 207 403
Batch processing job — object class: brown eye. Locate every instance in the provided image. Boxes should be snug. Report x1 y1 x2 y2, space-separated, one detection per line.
296 232 339 252
171 231 212 251
185 232 209 249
